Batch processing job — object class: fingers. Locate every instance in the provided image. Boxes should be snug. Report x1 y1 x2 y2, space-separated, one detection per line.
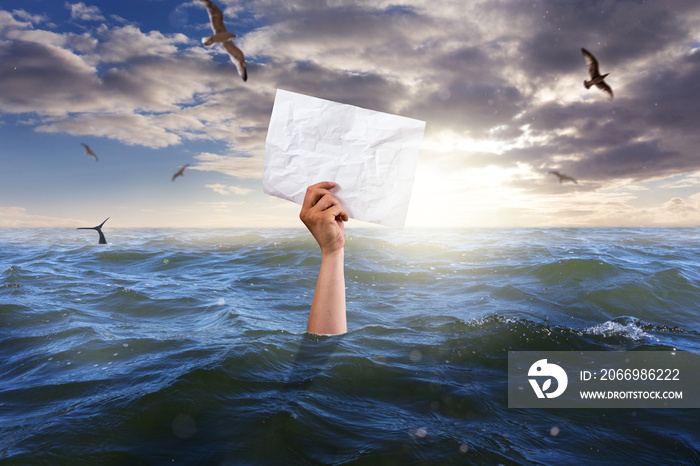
307 193 348 223
313 192 337 212
310 181 337 190
301 181 339 212
300 182 348 226
327 203 348 222
299 182 347 254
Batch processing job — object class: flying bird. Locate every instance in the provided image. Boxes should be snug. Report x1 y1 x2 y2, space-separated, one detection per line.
581 48 613 100
82 143 98 161
77 217 109 244
549 170 578 184
199 0 247 82
172 164 190 181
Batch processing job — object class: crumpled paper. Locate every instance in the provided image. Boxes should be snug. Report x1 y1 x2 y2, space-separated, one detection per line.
263 89 426 228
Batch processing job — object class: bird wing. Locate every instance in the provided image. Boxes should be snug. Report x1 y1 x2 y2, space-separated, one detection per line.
223 40 248 81
202 0 227 34
581 48 600 78
596 80 614 100
172 165 188 181
82 143 98 160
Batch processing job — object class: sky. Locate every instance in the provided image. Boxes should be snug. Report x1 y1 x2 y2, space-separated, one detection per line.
1 0 700 229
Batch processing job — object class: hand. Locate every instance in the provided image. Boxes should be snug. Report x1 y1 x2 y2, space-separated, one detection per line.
300 181 348 335
299 181 348 255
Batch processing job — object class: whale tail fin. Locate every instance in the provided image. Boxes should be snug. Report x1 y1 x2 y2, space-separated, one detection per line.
77 217 109 244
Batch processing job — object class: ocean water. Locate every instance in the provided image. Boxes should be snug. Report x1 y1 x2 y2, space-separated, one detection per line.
1 227 699 465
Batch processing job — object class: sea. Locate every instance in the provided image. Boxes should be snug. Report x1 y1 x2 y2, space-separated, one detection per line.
1 227 699 465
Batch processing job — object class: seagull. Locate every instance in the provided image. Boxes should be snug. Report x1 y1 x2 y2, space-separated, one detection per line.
199 0 247 82
82 143 98 161
549 170 578 184
172 164 190 181
77 217 109 244
581 48 613 100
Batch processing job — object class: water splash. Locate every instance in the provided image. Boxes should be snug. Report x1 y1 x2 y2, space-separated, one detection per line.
584 318 658 342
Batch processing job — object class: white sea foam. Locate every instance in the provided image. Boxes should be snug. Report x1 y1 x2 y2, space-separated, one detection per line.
584 320 658 342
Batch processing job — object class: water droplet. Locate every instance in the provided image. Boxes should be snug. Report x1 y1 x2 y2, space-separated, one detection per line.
172 414 197 439
409 349 422 362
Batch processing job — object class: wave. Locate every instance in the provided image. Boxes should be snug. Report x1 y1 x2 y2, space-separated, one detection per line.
2 228 700 463
2 311 697 464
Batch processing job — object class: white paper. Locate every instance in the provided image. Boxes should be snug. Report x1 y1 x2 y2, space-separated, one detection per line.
263 89 425 228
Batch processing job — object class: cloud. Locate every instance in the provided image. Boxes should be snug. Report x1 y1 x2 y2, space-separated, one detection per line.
664 197 697 214
11 9 49 25
659 172 700 189
65 2 105 22
36 113 183 148
192 153 263 179
0 206 83 227
205 183 253 195
0 11 242 146
3 1 700 226
95 24 190 63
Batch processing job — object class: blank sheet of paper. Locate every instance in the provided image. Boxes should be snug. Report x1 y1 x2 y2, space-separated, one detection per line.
263 89 425 228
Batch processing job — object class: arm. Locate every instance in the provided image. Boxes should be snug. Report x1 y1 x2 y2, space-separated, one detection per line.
299 181 348 335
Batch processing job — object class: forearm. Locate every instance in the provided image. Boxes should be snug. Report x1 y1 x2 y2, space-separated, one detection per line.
307 249 346 335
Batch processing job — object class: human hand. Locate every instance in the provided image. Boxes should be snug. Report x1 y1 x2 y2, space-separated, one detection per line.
299 181 348 255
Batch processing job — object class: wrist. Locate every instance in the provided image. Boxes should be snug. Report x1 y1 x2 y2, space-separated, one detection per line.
321 246 344 261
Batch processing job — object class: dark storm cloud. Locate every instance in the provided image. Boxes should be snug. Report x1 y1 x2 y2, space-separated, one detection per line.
0 40 100 114
377 0 699 191
508 0 695 77
499 40 700 186
402 39 527 134
249 1 431 57
625 50 700 133
0 20 203 115
405 80 525 135
571 140 688 182
431 46 489 74
271 60 409 114
2 0 700 191
254 0 423 29
453 0 700 191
